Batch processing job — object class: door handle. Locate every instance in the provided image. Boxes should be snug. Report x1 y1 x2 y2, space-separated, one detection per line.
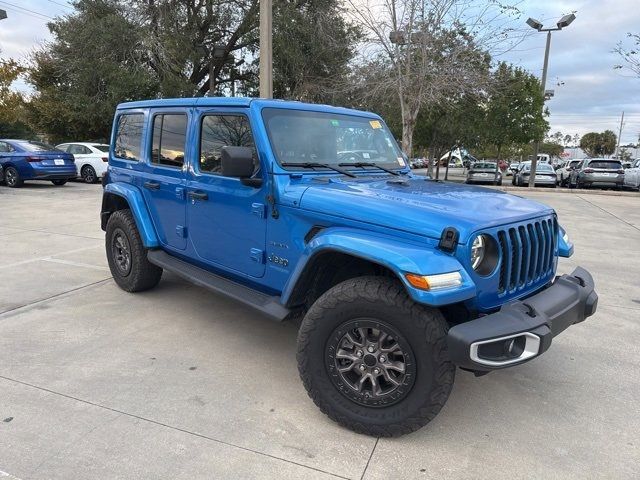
188 191 208 201
144 181 160 190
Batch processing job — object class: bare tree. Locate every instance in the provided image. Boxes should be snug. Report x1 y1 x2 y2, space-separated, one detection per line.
344 0 528 156
614 33 640 78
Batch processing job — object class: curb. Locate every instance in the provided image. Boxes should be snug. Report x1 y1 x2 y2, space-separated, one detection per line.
486 185 640 197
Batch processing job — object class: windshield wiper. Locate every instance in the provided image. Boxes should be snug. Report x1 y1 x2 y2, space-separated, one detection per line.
338 162 400 176
281 162 356 178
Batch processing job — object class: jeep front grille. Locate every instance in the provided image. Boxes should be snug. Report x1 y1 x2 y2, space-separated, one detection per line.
497 217 557 294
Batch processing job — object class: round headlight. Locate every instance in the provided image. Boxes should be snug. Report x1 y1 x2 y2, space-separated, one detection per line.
470 234 499 275
471 235 486 270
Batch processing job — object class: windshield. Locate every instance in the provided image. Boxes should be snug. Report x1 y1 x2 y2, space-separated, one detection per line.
471 162 496 169
93 144 110 152
16 141 60 152
262 108 406 170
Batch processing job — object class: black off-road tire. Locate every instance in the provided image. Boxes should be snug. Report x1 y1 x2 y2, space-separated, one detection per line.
105 209 162 292
297 276 455 437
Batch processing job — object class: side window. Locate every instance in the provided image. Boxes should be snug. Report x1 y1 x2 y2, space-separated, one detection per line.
80 145 92 154
68 144 83 155
114 113 144 161
0 141 13 153
199 114 256 175
151 114 187 168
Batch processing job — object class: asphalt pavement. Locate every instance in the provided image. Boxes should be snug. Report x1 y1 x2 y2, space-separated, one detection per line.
0 182 638 480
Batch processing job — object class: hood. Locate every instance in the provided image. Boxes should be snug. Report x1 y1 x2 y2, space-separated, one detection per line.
297 176 554 243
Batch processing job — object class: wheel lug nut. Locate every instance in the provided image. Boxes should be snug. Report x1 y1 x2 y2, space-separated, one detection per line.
379 355 386 362
356 350 363 357
373 368 380 375
359 364 366 371
367 346 375 353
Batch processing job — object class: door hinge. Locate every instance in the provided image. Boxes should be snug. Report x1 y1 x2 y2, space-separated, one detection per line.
249 248 265 263
176 225 187 238
251 202 266 219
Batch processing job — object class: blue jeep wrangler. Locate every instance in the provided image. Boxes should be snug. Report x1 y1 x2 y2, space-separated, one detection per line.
101 97 598 436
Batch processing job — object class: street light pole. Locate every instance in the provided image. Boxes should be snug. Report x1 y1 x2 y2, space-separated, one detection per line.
526 13 576 188
259 0 273 98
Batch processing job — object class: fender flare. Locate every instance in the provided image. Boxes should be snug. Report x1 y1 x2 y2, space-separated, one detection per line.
281 227 476 307
102 182 159 248
557 225 574 258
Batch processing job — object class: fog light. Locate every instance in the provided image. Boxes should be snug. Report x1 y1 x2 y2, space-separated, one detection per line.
405 271 462 290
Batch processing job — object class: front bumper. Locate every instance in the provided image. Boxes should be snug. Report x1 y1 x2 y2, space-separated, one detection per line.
447 267 597 372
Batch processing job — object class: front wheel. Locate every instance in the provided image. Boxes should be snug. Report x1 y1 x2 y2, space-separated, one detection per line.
297 276 455 437
105 209 162 292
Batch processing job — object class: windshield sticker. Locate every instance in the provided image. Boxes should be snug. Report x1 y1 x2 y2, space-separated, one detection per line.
330 120 340 126
362 152 370 159
369 120 382 129
397 157 405 166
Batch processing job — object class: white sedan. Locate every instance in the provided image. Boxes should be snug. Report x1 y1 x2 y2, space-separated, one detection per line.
55 142 110 183
623 158 640 190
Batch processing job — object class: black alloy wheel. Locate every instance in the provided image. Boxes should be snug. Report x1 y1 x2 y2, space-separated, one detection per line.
326 319 416 407
111 228 132 277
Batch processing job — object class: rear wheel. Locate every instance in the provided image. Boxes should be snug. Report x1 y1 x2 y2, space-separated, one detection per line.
51 179 67 186
297 276 455 437
106 209 162 292
81 165 98 184
5 167 22 188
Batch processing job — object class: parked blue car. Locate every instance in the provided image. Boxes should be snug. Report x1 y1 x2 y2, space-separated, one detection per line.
0 139 77 187
101 97 597 437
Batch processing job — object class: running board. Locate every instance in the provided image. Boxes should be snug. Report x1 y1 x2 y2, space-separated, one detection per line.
147 250 290 321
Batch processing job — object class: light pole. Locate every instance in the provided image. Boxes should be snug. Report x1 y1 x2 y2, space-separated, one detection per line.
526 13 576 188
259 0 273 98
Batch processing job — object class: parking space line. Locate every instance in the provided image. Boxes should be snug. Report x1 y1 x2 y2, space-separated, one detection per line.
0 470 24 480
0 375 351 480
0 278 112 317
0 245 102 270
577 195 640 233
42 258 109 271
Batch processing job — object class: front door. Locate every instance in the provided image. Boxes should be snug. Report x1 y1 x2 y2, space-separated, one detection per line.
138 110 189 250
186 111 267 278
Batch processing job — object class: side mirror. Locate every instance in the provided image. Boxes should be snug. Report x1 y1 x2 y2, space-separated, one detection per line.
220 146 262 187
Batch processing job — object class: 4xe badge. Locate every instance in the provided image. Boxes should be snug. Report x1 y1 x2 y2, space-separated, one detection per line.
268 254 289 267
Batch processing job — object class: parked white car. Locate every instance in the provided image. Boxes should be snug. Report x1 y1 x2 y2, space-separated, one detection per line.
623 158 640 190
55 142 110 183
556 159 583 187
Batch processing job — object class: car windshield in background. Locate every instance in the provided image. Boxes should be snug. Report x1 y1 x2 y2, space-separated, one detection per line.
588 161 621 169
262 108 405 170
16 141 60 152
93 144 110 152
472 163 496 170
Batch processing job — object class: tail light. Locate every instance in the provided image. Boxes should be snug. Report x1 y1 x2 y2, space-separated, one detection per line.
26 156 44 162
617 169 625 174
583 168 594 173
102 157 108 162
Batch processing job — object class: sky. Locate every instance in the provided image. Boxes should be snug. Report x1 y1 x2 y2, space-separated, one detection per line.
0 0 639 144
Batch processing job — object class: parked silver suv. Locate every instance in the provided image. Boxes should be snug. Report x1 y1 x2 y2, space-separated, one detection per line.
569 158 624 189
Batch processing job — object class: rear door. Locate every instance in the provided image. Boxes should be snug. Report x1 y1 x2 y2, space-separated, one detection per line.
186 109 267 278
139 109 190 251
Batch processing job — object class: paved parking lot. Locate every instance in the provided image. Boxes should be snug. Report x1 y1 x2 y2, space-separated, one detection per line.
1 182 638 480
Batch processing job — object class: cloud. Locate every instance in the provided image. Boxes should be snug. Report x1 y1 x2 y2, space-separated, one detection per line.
500 0 640 143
